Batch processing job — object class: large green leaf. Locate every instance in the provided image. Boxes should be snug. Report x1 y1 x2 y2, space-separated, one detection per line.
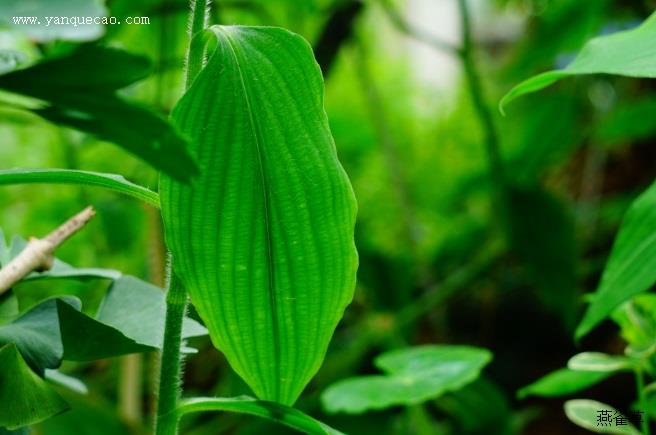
178 396 344 435
159 26 358 405
518 368 611 399
0 46 197 182
0 169 159 208
0 344 68 430
500 12 656 112
576 180 656 339
321 345 492 414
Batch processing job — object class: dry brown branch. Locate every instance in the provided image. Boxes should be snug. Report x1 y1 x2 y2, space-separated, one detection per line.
0 206 96 295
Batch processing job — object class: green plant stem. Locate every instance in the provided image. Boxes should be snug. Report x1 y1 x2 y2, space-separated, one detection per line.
456 0 505 187
185 0 210 89
154 273 188 435
155 1 210 434
636 368 651 435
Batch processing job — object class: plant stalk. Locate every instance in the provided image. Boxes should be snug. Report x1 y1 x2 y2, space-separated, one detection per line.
636 368 651 435
155 273 188 435
154 0 209 434
456 0 505 188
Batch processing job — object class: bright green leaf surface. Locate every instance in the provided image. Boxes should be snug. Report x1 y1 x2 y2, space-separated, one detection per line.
0 169 160 208
178 396 344 435
160 26 358 404
0 344 68 430
518 368 611 399
0 46 197 182
321 345 492 414
568 352 634 373
501 12 656 111
564 399 641 434
576 180 656 339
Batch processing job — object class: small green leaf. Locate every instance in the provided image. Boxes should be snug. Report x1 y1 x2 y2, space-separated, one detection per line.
95 276 207 348
0 297 77 373
568 352 634 373
0 344 68 430
0 46 197 182
518 368 611 399
321 345 492 414
612 294 656 354
576 180 656 339
564 399 641 434
58 299 154 361
0 169 160 208
160 26 358 404
501 12 656 112
178 396 344 435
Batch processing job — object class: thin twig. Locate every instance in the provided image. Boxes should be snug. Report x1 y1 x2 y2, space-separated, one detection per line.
0 206 96 295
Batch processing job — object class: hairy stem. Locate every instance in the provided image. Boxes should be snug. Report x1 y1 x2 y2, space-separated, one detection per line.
155 273 188 435
0 206 95 295
185 0 210 89
154 1 210 434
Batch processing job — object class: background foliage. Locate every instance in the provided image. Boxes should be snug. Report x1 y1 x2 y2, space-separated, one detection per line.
1 0 655 433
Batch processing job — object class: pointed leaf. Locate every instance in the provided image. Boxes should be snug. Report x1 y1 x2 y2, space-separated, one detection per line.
321 345 492 414
501 12 656 112
178 396 344 435
518 368 611 399
0 46 197 182
576 180 656 339
564 399 641 434
95 276 207 348
160 26 358 404
0 344 68 429
0 297 79 373
0 169 160 208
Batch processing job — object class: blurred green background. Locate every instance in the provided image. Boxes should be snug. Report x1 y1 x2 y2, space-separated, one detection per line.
1 0 656 433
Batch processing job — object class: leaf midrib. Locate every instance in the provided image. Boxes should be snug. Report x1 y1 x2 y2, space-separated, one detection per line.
217 27 282 401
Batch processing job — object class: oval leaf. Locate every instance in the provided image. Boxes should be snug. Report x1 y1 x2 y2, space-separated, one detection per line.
159 26 358 405
501 12 656 112
564 399 641 435
321 345 492 414
568 352 634 373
